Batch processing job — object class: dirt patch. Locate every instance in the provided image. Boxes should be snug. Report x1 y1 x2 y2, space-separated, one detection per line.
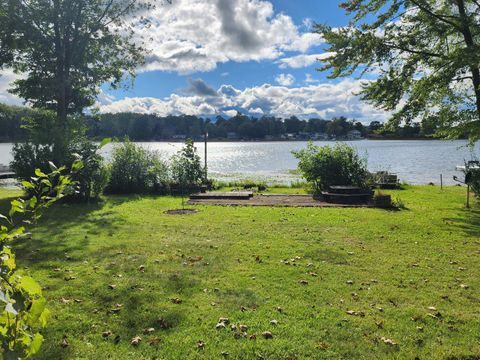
189 194 371 208
164 209 199 215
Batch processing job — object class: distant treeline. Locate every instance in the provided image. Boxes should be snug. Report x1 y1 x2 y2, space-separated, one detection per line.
0 103 442 142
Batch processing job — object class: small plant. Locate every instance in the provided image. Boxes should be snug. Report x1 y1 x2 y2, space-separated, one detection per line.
292 142 369 194
170 139 205 200
0 162 79 358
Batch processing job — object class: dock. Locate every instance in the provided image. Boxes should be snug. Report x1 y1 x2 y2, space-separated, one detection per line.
189 191 253 200
0 172 15 180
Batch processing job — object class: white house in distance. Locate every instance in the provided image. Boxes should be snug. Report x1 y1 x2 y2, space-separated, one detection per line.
347 130 363 140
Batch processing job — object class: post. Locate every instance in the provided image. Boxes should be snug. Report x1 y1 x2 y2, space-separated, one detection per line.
204 131 208 183
440 174 443 190
467 184 471 209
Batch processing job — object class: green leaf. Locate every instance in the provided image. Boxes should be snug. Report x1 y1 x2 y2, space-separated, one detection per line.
17 276 42 296
34 169 47 178
26 333 44 357
5 303 18 316
99 137 112 148
21 181 35 189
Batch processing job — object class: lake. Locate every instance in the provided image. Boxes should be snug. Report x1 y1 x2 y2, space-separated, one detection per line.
1 140 479 185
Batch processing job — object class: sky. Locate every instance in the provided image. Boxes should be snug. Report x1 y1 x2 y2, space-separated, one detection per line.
0 0 389 124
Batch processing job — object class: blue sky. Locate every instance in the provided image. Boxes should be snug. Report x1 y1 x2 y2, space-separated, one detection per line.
0 0 388 123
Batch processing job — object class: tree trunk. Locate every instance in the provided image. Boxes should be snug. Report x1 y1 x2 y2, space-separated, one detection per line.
455 0 480 118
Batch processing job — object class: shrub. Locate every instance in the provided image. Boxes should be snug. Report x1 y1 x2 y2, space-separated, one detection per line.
106 140 169 194
0 162 79 358
10 111 108 201
69 138 111 201
292 142 369 194
170 139 205 193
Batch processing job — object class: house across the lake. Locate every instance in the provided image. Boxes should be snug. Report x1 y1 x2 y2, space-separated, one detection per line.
347 130 363 140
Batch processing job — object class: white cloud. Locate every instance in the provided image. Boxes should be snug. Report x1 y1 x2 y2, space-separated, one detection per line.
275 73 295 86
0 69 25 106
99 79 389 123
131 0 324 74
305 74 320 84
277 52 335 69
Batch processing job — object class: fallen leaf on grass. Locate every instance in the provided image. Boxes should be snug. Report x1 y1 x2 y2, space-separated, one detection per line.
64 276 76 281
346 310 365 317
170 298 182 304
143 328 155 334
221 351 229 357
216 322 226 330
196 340 205 349
262 331 273 339
61 336 69 348
138 265 145 272
460 284 469 289
59 298 70 304
239 324 248 332
380 337 397 346
270 319 278 326
131 336 141 346
147 336 161 346
102 331 112 338
316 341 330 350
346 280 354 285
299 280 309 285
108 284 116 289
218 317 230 324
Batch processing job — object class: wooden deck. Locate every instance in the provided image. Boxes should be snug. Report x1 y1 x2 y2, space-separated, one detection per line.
189 191 253 200
0 172 15 180
189 194 371 208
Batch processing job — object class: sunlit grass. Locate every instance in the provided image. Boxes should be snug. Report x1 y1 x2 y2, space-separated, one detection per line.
1 186 479 359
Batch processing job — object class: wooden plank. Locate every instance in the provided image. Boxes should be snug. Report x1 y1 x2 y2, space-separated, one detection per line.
0 172 15 180
190 192 253 200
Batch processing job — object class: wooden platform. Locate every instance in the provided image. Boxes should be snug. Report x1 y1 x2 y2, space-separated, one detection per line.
189 194 371 208
0 172 15 180
189 191 253 200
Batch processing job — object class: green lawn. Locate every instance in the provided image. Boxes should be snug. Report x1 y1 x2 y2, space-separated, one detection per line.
1 186 480 359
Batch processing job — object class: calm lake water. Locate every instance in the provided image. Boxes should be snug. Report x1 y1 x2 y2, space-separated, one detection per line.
1 140 479 185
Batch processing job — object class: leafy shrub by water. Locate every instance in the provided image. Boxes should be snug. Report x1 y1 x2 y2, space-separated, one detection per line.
106 140 169 194
292 142 369 194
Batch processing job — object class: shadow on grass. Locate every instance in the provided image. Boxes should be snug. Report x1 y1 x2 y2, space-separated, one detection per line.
444 206 480 238
13 197 133 268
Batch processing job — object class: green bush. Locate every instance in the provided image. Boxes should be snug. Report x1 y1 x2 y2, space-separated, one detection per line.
170 139 205 193
10 111 108 201
292 142 369 194
106 140 169 194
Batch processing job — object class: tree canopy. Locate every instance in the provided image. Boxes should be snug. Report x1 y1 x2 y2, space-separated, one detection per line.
317 0 480 142
0 0 165 126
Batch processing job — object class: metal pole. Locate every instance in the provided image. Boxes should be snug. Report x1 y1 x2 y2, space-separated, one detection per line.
204 131 208 183
440 174 443 190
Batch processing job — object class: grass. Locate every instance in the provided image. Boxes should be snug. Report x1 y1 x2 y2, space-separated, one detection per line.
1 186 480 359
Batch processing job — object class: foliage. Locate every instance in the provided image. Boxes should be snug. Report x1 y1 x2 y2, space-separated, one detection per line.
69 138 111 201
1 105 446 142
170 139 205 192
106 140 169 194
10 112 109 201
0 0 168 131
0 163 78 358
317 0 480 142
293 142 369 193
